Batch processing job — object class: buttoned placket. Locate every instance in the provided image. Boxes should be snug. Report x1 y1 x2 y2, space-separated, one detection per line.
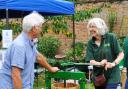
28 40 36 88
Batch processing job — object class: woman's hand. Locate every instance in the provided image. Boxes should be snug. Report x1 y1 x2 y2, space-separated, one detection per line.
105 62 116 70
100 59 107 66
90 60 101 67
90 59 107 67
90 60 96 65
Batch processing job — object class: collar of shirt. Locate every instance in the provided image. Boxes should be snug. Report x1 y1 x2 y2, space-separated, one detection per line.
21 32 35 48
91 33 108 45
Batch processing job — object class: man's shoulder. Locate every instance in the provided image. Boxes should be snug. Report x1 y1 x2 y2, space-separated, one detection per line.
13 35 26 47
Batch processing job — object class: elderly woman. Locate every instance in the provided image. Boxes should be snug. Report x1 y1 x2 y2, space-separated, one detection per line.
85 18 124 89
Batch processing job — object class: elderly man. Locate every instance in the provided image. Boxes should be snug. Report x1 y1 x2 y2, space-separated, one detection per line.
0 11 59 89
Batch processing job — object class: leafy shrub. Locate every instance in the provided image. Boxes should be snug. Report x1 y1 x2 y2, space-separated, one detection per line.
37 36 61 58
65 42 85 62
108 11 117 32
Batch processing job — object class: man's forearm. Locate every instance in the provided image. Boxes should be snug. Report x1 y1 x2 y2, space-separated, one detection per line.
12 75 22 89
37 52 52 72
12 67 22 89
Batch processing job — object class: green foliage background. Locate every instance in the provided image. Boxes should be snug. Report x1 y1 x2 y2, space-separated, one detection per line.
37 36 61 58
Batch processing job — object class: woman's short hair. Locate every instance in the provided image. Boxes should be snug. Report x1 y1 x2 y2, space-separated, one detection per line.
22 11 45 32
87 18 109 36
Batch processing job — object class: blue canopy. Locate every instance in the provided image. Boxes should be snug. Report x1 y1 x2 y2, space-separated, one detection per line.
0 0 74 18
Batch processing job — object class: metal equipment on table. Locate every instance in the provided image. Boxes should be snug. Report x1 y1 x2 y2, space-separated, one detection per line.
45 62 95 89
45 70 86 89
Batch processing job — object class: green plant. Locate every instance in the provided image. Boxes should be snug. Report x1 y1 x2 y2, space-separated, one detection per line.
44 6 102 37
65 42 85 62
0 20 22 35
118 36 125 49
74 8 101 22
108 11 117 32
37 36 61 58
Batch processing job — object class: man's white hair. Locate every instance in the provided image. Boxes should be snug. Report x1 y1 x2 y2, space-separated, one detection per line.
22 11 45 32
87 18 109 36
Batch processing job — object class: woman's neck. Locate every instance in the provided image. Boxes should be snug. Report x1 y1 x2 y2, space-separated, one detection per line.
95 35 101 42
95 35 102 46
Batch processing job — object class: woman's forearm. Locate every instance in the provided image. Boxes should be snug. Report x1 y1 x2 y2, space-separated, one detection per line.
114 51 124 65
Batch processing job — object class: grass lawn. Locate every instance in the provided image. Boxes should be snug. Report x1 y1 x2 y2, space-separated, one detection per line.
33 73 94 89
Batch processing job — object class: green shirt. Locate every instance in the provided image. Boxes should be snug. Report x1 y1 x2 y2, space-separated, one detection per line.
86 33 122 84
124 36 128 67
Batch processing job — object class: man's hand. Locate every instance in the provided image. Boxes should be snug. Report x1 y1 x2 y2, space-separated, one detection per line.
37 52 60 73
49 67 59 73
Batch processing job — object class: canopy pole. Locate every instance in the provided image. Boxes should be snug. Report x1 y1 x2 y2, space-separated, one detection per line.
72 14 76 62
6 9 9 29
72 0 76 62
72 5 76 84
